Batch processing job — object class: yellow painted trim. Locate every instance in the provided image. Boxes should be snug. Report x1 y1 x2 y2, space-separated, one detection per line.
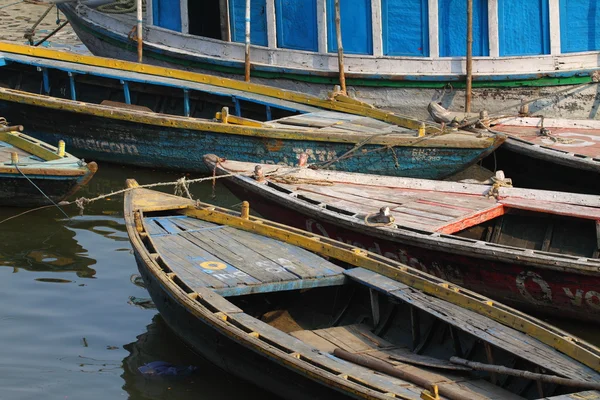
170 204 600 373
0 131 61 161
0 41 444 134
0 88 498 148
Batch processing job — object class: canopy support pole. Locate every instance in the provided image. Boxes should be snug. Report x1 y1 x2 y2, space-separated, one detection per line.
244 0 251 82
465 0 473 112
137 0 143 63
334 0 346 94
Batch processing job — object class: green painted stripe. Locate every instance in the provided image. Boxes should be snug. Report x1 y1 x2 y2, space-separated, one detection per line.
75 19 592 90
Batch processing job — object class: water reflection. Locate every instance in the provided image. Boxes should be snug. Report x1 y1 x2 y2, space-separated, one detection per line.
0 214 97 278
122 315 278 400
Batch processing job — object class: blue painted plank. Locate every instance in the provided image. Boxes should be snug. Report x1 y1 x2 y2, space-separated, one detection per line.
326 0 373 55
230 0 268 46
382 0 429 56
275 0 318 51
152 0 181 32
153 217 185 234
499 0 549 56
560 0 600 53
215 274 347 297
438 0 489 57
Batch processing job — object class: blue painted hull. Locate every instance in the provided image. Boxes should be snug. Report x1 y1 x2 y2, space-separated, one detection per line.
0 102 497 178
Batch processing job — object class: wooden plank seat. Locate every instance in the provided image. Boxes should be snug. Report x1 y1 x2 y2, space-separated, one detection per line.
290 324 521 400
144 216 347 297
344 268 599 382
275 181 505 234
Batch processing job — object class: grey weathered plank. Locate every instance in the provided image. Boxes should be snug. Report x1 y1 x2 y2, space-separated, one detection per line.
195 287 243 314
213 274 347 297
182 230 300 283
144 218 169 235
345 268 600 382
219 226 344 278
153 233 265 289
230 313 423 398
152 217 187 234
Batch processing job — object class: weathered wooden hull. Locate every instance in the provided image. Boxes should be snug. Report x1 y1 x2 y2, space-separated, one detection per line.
0 101 498 178
133 251 352 400
59 3 600 121
0 172 93 207
223 182 600 323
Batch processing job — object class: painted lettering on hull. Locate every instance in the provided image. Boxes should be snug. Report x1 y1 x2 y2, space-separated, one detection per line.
71 138 139 155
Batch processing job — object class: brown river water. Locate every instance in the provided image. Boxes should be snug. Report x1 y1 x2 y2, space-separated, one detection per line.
0 1 597 399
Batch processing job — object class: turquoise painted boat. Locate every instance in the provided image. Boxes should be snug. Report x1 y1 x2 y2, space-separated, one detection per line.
0 124 97 207
0 43 503 179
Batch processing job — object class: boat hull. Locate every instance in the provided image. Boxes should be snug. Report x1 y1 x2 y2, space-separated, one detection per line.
133 251 353 400
0 173 92 207
60 4 600 121
0 101 497 178
224 182 600 323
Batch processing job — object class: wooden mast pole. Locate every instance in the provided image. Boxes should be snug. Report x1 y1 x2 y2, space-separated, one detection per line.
244 0 251 81
136 0 143 62
334 0 346 94
465 0 473 112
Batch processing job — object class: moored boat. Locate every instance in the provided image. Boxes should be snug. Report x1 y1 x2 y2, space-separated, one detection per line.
58 1 600 120
205 155 600 322
125 179 600 400
0 123 97 207
0 42 502 178
429 102 600 194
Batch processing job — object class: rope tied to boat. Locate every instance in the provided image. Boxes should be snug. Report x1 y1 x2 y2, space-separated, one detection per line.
537 116 575 144
0 170 253 225
174 176 193 199
364 207 396 227
486 171 512 199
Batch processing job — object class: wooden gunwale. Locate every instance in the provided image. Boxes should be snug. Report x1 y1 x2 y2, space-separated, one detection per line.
125 185 600 376
206 158 600 274
0 42 450 134
0 87 500 149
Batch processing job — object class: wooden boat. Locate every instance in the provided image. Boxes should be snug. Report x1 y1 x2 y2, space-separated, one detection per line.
125 179 600 400
0 124 96 207
205 155 600 323
0 43 502 179
58 1 600 120
429 102 600 194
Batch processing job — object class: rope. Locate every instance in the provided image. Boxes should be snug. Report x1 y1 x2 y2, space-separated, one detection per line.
486 174 513 199
458 80 600 130
14 164 71 220
97 0 145 14
0 170 252 225
364 212 395 227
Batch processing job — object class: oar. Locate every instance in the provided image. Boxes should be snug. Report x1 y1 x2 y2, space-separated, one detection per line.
450 357 600 390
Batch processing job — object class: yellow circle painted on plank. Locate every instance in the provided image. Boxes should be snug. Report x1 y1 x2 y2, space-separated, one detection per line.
200 261 227 271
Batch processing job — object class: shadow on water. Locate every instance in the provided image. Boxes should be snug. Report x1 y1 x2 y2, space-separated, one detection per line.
122 314 279 400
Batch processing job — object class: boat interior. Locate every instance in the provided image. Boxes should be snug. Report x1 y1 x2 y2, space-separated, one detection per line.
137 208 599 400
0 129 64 165
256 174 600 260
0 52 422 137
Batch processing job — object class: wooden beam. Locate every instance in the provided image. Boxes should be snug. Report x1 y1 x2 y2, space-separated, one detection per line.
371 0 383 57
488 0 499 57
436 204 505 235
180 0 189 34
219 0 231 41
548 0 561 55
316 0 327 53
428 0 439 58
265 0 276 48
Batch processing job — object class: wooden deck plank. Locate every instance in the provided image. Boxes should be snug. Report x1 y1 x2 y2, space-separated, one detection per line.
181 230 300 283
219 226 345 278
311 325 388 353
500 197 600 221
152 217 186 234
144 218 169 235
152 234 247 289
231 313 424 398
168 216 223 232
213 274 347 297
195 287 243 314
345 268 599 382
